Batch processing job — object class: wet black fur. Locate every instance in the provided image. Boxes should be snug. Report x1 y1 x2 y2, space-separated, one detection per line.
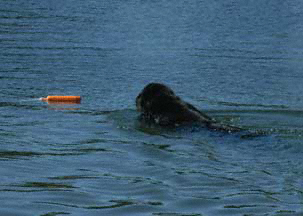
136 83 242 132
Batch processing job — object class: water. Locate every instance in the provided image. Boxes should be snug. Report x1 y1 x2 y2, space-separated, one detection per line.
1 0 303 215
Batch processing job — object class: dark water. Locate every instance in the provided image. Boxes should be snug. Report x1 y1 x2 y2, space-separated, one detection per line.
1 0 303 215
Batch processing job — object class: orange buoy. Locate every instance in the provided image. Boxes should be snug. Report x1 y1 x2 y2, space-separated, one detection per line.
40 96 81 104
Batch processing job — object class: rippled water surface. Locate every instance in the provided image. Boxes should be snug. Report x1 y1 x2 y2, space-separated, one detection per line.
1 0 303 215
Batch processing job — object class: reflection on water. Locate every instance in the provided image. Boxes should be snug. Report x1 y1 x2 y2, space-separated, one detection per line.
1 0 303 215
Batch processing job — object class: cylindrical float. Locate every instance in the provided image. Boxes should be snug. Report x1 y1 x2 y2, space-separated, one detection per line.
40 96 81 104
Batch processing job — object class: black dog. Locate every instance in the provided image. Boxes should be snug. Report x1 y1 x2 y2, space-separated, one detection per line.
136 83 242 133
